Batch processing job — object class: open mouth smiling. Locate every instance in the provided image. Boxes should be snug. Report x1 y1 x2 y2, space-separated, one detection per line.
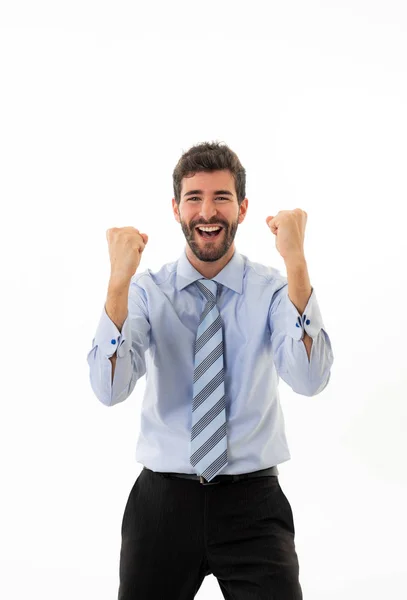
195 225 224 240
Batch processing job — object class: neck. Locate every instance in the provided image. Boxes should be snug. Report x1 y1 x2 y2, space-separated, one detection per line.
185 243 235 279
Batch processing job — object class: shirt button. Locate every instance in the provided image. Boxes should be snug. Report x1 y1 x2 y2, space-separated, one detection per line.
111 339 117 345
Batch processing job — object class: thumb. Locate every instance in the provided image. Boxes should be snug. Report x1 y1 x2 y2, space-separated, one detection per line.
266 216 274 227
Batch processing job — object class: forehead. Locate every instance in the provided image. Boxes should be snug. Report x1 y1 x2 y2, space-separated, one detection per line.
181 169 235 195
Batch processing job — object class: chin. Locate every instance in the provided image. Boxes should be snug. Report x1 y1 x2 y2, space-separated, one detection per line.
189 239 233 263
194 253 225 263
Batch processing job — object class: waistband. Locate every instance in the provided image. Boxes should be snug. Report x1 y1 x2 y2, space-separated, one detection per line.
144 465 279 486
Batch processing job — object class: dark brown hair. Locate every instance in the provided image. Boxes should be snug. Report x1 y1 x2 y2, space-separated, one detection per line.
172 141 246 206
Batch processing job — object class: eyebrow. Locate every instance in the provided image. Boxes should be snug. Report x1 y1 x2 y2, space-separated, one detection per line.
183 189 234 197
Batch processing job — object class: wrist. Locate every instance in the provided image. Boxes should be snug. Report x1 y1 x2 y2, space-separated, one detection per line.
108 275 132 292
284 255 307 270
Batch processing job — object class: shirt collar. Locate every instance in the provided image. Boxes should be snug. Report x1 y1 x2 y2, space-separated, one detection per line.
175 247 244 294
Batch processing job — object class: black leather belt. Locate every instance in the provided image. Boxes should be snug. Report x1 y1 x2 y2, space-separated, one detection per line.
144 465 279 486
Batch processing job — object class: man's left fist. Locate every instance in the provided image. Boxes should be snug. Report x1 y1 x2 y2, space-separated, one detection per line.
266 209 307 262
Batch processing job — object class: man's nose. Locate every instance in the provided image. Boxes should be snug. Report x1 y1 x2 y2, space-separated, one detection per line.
199 200 218 220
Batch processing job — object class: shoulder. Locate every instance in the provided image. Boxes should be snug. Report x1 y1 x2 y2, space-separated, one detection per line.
126 260 178 312
241 254 287 288
130 258 178 292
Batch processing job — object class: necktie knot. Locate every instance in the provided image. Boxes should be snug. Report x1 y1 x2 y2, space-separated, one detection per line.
196 279 218 303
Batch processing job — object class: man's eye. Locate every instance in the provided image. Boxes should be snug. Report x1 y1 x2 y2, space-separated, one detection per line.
188 197 228 201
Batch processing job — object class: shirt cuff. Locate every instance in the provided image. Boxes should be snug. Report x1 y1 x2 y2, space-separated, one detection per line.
94 306 131 358
285 286 325 341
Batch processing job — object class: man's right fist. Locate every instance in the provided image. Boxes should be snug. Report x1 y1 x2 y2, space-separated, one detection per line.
106 227 149 282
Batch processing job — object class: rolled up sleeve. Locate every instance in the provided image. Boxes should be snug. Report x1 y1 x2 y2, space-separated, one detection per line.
87 282 151 407
269 284 334 396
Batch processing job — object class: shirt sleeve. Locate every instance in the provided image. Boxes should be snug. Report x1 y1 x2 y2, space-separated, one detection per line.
86 282 151 407
269 284 334 396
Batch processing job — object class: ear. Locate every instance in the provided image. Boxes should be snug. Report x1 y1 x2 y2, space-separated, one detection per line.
172 198 181 224
238 198 249 224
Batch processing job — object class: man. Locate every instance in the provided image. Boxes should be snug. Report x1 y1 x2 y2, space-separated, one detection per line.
87 141 334 599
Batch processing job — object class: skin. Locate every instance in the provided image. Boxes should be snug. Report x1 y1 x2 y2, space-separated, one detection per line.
172 169 249 279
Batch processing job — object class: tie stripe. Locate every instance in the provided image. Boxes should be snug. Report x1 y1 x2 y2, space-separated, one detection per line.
195 315 222 353
193 341 224 383
190 279 228 482
191 423 227 464
199 301 214 324
192 368 224 410
191 396 226 437
194 449 228 483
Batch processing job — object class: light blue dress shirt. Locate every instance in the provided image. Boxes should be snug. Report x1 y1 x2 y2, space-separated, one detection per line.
87 248 334 475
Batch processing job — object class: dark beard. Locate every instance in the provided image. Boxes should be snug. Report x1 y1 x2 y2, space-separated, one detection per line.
180 219 238 262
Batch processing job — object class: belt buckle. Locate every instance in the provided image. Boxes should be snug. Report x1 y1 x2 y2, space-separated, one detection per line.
199 475 220 485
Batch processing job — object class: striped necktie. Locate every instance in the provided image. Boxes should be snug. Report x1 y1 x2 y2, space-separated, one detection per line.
190 279 228 482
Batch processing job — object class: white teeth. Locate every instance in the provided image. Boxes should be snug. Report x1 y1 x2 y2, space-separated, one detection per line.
197 226 221 232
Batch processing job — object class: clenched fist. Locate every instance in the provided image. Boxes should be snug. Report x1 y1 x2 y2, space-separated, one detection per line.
106 227 149 283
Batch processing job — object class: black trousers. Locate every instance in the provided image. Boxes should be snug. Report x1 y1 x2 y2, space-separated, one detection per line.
118 467 303 599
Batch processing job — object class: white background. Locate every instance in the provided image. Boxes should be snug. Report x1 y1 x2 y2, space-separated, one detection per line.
1 1 406 598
